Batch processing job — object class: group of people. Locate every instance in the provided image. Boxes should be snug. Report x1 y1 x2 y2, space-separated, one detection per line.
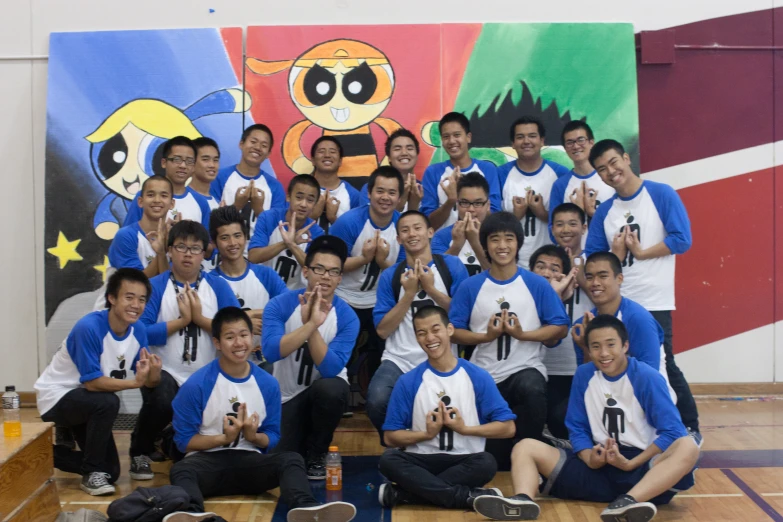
35 111 700 522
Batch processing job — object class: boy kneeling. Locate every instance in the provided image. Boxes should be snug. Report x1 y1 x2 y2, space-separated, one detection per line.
474 315 699 522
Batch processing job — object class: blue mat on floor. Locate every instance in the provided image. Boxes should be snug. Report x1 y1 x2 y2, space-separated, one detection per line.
272 456 391 521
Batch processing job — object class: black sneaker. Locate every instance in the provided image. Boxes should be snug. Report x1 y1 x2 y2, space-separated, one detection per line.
542 428 572 450
474 493 540 520
378 483 398 508
287 501 356 522
600 495 657 522
55 425 76 449
129 455 154 480
467 487 502 508
306 454 326 480
80 472 115 496
687 428 704 449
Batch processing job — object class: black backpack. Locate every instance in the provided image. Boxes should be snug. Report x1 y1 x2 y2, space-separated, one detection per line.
391 254 454 301
107 486 205 522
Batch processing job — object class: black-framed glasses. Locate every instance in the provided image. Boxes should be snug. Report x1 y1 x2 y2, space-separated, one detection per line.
173 243 204 255
166 156 196 166
457 199 488 209
564 137 589 148
308 265 342 277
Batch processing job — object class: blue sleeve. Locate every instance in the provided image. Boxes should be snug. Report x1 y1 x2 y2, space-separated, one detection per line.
328 210 362 252
248 210 275 250
122 194 142 226
584 200 612 256
382 375 415 432
359 184 370 206
267 175 287 210
524 271 570 327
647 182 692 255
140 275 168 346
211 166 232 201
431 227 450 255
373 266 398 328
631 362 688 452
548 175 568 242
317 302 360 378
419 165 442 217
66 317 105 383
469 365 516 424
347 183 362 209
108 227 144 270
261 292 297 363
482 162 502 213
565 365 596 453
448 276 480 330
444 255 469 295
573 316 585 365
255 371 282 451
210 275 241 310
172 377 207 453
624 307 664 371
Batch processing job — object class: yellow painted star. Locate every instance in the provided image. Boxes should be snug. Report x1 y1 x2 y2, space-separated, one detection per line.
47 231 83 269
93 255 110 282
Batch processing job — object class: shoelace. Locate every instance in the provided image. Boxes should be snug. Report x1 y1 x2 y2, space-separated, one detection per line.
89 472 112 487
133 455 151 469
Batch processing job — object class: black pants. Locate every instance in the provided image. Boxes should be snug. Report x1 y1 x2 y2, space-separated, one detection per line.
378 449 497 509
41 388 120 482
275 377 349 458
130 370 179 457
546 375 573 440
351 306 385 378
170 450 318 512
486 368 547 471
650 310 700 432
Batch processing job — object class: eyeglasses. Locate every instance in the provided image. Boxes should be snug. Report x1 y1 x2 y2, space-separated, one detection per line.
172 244 205 255
166 156 196 166
564 137 589 148
457 199 488 209
308 265 342 277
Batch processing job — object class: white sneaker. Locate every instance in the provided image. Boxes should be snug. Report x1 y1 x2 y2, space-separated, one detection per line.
287 501 357 522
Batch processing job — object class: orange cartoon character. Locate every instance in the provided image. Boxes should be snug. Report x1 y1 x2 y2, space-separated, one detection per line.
247 39 400 187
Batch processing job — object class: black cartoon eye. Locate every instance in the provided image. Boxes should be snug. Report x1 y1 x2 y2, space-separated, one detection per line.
342 62 377 105
304 64 337 107
95 132 128 180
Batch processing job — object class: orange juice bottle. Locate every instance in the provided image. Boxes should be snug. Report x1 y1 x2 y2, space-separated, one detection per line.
3 386 21 437
325 445 342 490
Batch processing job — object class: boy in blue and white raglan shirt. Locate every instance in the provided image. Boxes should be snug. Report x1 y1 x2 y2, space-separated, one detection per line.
168 307 356 522
450 212 569 470
210 124 286 245
124 137 212 232
132 221 239 465
498 117 571 270
189 137 223 271
262 236 360 480
584 140 697 436
248 174 325 290
379 306 516 510
419 112 501 231
474 315 700 522
309 136 363 233
35 269 161 495
367 211 469 438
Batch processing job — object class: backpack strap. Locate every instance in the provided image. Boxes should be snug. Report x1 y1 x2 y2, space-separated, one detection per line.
391 260 408 303
432 254 454 297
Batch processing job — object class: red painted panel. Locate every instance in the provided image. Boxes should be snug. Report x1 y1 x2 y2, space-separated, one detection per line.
220 27 244 89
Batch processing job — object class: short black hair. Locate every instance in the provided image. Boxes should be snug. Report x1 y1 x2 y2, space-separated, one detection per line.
589 139 626 168
310 135 343 159
141 174 173 195
385 128 420 157
439 112 470 134
241 124 274 149
167 220 210 251
413 305 450 329
585 251 623 276
552 202 586 225
192 136 220 156
561 120 594 145
209 205 248 243
288 174 321 199
479 212 524 262
529 244 571 274
162 136 196 159
396 210 431 233
368 165 404 194
212 306 253 339
105 268 151 309
509 116 546 141
304 235 348 269
585 314 629 347
457 172 490 197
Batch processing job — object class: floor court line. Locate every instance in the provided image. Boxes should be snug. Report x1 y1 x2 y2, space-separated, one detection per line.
722 469 783 522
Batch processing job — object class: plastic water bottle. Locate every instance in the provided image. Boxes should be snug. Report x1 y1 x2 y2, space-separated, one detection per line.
3 386 21 437
325 445 342 490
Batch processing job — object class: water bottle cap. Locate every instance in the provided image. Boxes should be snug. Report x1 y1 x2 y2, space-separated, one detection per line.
329 445 338 452
5 386 14 392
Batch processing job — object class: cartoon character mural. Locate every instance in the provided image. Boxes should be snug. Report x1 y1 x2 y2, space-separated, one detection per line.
246 39 400 188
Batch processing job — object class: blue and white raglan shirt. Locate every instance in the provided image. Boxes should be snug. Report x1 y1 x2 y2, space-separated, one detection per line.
498 159 569 269
543 285 593 378
212 263 288 350
584 180 692 311
566 357 687 454
431 224 484 277
261 289 360 403
247 207 325 290
108 222 157 270
124 187 212 230
419 159 501 230
574 297 675 401
449 268 570 383
360 183 410 212
172 358 281 456
330 206 403 309
548 170 615 241
373 255 469 373
383 359 515 454
201 195 221 271
141 270 240 386
210 164 286 245
35 310 147 416
317 180 362 233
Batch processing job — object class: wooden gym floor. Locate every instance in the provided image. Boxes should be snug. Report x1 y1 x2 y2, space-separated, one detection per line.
20 395 783 521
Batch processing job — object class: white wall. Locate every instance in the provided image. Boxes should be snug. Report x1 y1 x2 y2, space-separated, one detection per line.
0 0 773 390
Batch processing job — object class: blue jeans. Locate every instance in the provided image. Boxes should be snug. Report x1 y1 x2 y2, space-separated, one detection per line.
366 360 404 442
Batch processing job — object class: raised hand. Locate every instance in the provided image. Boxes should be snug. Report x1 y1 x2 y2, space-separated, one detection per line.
397 174 412 211
503 312 526 341
249 181 265 215
442 403 466 434
361 233 378 263
325 191 341 223
605 439 631 471
528 190 545 216
611 228 628 261
401 267 419 295
486 311 505 342
408 174 424 211
223 403 245 445
425 407 444 440
311 189 327 219
134 348 151 385
177 291 193 324
295 221 316 245
375 233 390 264
243 411 260 443
451 216 467 246
587 442 607 469
512 196 528 220
187 285 202 320
148 218 168 254
416 259 435 293
299 291 314 324
309 287 331 327
625 228 643 259
569 182 586 210
585 185 598 217
465 212 481 245
440 168 460 203
234 183 251 210
551 268 577 300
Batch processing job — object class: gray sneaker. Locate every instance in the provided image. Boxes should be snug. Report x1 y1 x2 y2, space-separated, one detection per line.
129 455 154 480
600 495 657 522
474 494 541 520
80 472 115 496
287 502 356 522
